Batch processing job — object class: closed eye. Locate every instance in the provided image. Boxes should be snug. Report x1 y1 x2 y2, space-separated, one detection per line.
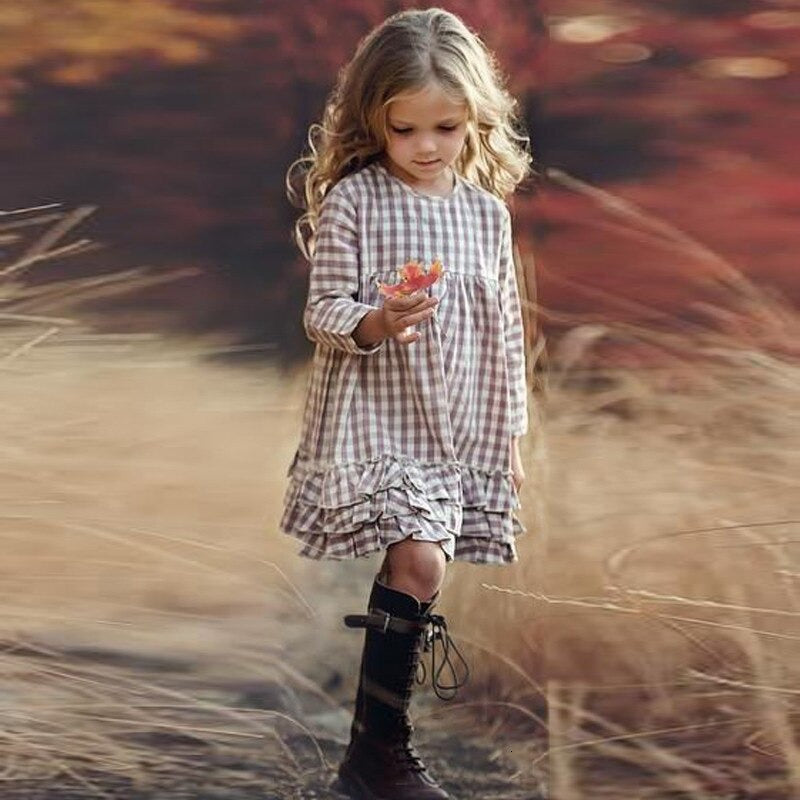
390 125 459 134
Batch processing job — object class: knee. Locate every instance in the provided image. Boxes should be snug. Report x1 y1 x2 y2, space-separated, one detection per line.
385 539 446 601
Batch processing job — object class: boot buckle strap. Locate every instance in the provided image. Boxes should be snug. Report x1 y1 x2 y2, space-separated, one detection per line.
343 610 424 635
375 608 391 634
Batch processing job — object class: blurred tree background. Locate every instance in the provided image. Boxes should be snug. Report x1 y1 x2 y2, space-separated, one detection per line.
0 0 797 367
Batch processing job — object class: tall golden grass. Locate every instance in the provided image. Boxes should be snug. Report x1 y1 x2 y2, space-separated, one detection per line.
440 170 800 798
1 183 798 798
0 204 333 797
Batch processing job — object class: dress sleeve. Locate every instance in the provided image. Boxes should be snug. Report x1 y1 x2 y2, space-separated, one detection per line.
302 187 386 356
498 205 529 437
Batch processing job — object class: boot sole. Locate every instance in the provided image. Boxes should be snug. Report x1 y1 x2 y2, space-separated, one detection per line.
331 770 384 800
332 767 452 800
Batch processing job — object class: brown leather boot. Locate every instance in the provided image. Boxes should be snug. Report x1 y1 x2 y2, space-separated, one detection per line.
333 576 469 800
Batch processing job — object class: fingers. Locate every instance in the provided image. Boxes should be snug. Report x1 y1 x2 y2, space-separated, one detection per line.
396 296 438 328
386 291 422 309
404 304 437 328
385 291 439 346
395 311 434 345
387 291 438 311
396 328 421 345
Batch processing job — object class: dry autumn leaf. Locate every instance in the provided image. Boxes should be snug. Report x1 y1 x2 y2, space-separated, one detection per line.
376 259 444 298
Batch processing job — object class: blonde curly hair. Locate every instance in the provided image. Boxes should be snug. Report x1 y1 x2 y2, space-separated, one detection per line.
285 7 535 261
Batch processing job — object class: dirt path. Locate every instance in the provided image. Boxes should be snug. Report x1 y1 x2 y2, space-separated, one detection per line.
2 556 545 799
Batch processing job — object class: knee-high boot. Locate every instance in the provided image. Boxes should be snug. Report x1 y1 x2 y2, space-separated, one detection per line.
334 575 469 800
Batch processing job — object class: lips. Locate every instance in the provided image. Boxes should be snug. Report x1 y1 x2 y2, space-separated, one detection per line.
414 159 440 166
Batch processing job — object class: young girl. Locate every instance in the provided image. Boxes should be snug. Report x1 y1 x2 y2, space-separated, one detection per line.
281 8 533 799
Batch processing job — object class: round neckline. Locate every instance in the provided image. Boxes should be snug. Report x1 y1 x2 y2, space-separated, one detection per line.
374 161 461 201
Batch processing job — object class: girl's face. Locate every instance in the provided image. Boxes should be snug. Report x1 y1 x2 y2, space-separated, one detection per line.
381 82 469 191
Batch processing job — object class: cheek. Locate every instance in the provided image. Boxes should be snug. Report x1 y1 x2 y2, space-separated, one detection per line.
387 137 409 156
448 134 467 153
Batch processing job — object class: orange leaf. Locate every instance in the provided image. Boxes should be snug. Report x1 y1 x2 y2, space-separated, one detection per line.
377 259 444 297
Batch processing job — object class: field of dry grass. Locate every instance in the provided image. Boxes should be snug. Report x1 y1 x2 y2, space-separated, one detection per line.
446 306 800 797
1 202 798 799
441 176 800 799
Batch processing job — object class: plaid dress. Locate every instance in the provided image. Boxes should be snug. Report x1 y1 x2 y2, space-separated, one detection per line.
279 160 529 564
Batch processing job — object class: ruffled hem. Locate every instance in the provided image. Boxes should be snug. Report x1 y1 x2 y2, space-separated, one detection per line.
295 516 456 561
452 508 526 563
279 450 526 565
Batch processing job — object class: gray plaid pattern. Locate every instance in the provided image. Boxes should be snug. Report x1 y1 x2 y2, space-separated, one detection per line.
280 161 529 564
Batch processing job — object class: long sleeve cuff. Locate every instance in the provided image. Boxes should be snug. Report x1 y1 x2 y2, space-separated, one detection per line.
304 300 385 355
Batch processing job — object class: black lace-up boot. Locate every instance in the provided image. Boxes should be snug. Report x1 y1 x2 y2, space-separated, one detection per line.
333 575 469 800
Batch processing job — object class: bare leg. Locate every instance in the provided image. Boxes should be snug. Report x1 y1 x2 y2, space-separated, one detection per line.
379 537 447 603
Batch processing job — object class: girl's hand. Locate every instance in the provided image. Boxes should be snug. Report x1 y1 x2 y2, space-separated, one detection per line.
380 291 439 346
510 437 525 494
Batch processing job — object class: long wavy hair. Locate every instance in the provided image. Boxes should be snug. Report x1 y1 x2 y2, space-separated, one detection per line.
285 7 535 261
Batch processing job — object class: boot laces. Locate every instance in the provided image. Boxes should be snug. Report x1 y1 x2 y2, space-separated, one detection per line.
387 716 425 772
415 612 471 700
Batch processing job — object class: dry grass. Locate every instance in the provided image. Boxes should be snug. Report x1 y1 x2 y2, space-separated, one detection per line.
0 205 334 797
440 170 800 798
2 189 799 799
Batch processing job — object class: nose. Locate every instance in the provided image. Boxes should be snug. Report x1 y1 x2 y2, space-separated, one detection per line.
417 135 436 153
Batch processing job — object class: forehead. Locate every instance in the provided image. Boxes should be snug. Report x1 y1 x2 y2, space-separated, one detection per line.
387 83 467 121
